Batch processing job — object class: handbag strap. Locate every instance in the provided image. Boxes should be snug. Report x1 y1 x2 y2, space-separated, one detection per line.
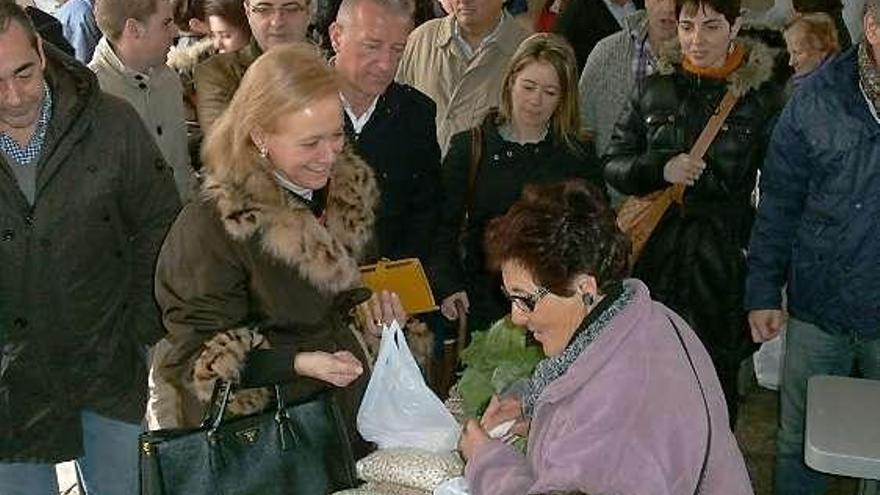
670 89 739 203
202 380 287 432
463 126 483 227
689 89 739 160
666 315 712 495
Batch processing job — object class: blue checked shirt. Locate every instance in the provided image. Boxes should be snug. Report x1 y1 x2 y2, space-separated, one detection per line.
0 82 53 167
452 12 507 61
632 32 658 95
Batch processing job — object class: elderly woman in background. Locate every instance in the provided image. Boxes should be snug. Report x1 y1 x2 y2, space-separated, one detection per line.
783 12 840 86
603 0 784 426
153 43 402 454
458 180 753 495
791 0 851 48
433 33 605 337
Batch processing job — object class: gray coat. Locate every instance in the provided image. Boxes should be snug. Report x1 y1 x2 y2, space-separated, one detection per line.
0 46 181 462
579 10 647 157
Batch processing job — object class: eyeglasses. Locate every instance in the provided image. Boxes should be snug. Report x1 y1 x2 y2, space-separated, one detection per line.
247 2 306 18
500 285 551 313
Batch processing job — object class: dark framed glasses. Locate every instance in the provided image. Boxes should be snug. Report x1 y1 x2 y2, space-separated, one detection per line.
500 285 551 313
246 1 306 18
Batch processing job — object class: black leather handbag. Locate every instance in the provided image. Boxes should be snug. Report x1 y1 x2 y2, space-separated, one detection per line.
139 381 358 495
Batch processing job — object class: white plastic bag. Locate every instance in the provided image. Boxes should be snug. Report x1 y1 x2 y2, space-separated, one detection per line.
433 477 469 495
357 321 460 452
754 327 786 391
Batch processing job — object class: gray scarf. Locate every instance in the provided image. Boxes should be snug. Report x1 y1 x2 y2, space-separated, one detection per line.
522 285 634 418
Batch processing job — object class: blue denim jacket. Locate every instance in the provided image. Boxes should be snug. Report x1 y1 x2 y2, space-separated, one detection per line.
54 0 100 63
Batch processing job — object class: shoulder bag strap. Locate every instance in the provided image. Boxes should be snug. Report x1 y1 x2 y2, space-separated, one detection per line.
464 125 483 223
689 89 739 160
456 126 483 254
666 315 712 495
671 89 740 203
449 127 483 357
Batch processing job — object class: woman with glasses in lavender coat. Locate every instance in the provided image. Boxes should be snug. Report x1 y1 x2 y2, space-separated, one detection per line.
458 180 753 495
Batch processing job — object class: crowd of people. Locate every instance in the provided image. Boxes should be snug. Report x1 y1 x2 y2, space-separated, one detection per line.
1 0 879 493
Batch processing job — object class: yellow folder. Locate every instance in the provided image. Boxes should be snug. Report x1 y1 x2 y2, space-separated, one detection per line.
359 258 437 315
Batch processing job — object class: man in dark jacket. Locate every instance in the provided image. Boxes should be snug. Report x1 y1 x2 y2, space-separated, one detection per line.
554 0 644 72
0 3 180 493
330 0 441 263
745 1 880 493
25 4 75 56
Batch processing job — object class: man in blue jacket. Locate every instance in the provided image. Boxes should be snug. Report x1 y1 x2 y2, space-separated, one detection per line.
745 1 880 492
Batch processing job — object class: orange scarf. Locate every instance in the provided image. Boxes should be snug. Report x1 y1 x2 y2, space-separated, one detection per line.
682 43 746 79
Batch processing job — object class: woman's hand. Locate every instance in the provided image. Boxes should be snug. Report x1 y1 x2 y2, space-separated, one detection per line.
663 153 706 186
480 395 523 432
459 419 490 461
440 291 469 321
294 350 363 387
360 290 407 337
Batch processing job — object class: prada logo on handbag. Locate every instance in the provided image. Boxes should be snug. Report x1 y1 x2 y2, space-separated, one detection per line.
235 427 260 445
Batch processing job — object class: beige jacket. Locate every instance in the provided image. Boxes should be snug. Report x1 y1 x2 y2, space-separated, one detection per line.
89 37 195 201
396 14 529 155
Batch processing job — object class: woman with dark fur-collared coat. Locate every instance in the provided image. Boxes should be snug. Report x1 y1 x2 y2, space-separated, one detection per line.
603 0 784 426
153 43 403 457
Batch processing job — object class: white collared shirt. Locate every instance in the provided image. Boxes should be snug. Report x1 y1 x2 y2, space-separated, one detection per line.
498 123 549 144
602 0 638 27
340 92 380 136
273 170 314 200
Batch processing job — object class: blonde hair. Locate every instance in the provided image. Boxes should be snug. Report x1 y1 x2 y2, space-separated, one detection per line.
95 0 161 41
202 43 339 178
784 12 840 55
498 33 583 154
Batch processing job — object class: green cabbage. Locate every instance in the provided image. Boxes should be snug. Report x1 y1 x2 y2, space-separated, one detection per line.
457 317 544 418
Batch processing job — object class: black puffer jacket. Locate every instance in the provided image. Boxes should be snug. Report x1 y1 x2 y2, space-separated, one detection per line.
604 40 784 377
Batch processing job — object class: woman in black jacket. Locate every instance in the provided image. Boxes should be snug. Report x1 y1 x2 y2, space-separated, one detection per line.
433 33 605 336
604 0 784 425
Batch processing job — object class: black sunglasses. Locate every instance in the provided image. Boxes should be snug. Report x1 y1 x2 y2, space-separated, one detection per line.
500 285 551 313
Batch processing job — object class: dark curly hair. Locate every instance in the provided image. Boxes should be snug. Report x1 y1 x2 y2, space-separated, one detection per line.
484 180 629 296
